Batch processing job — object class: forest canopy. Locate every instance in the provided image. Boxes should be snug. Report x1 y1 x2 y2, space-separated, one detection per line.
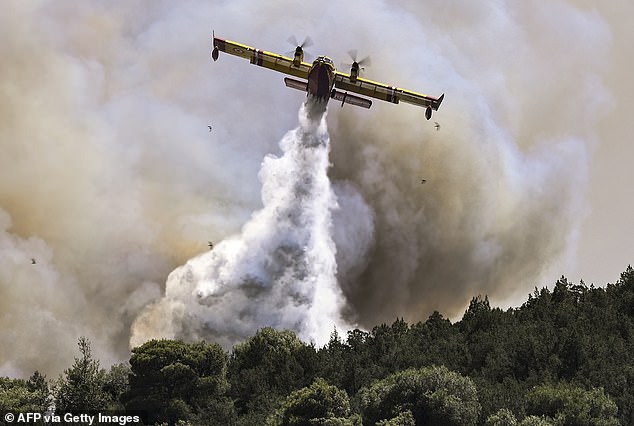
2 266 633 425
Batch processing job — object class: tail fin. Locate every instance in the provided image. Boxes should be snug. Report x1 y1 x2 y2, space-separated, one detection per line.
426 93 445 120
434 93 445 110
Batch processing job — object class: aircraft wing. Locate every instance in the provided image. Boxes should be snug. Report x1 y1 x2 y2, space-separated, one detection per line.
334 71 444 118
212 37 311 80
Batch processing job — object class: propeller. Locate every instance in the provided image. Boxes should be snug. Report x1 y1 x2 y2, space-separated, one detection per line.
342 49 372 71
287 35 313 49
285 35 314 61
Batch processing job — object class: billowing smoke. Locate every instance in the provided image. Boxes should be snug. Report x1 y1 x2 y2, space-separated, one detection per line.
327 1 612 323
131 99 364 348
0 1 615 377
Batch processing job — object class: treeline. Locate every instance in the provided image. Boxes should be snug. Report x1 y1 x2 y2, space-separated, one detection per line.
2 266 634 425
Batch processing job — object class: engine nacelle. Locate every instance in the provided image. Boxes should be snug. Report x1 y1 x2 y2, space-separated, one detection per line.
212 47 219 61
293 46 304 67
349 62 359 83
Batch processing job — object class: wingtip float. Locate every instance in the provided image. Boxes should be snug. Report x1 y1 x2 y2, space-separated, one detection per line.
211 34 444 120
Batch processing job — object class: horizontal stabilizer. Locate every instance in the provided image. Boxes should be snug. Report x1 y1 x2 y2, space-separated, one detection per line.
284 77 308 92
331 90 372 109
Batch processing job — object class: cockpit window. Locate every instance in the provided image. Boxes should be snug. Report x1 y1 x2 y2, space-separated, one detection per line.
315 56 334 65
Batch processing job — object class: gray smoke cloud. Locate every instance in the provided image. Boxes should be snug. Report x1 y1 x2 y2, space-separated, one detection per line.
0 0 613 377
328 1 612 323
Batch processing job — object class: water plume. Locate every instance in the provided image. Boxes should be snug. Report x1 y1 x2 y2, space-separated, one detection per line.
131 99 361 348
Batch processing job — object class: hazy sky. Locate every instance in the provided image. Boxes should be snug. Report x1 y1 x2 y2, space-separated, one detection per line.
1 1 632 377
566 1 634 288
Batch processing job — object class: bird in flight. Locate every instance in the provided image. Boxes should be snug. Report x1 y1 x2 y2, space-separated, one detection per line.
421 179 427 184
434 122 440 131
31 258 36 264
208 125 213 132
208 241 214 249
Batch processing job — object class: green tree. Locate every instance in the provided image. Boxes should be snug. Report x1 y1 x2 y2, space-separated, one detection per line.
54 337 109 413
228 327 318 423
485 409 556 426
376 410 415 426
359 365 481 426
368 319 414 374
268 378 360 426
318 328 348 390
410 311 468 372
0 371 50 413
525 383 619 426
27 371 50 412
486 408 518 426
519 416 555 426
123 339 233 425
339 329 375 394
102 363 130 410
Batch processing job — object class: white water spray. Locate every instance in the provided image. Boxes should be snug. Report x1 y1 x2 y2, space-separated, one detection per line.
131 99 353 348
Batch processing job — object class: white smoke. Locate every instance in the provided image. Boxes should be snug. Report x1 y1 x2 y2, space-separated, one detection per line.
131 99 365 348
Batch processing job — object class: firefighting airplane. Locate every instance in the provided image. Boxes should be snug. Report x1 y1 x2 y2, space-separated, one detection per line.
211 35 444 120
